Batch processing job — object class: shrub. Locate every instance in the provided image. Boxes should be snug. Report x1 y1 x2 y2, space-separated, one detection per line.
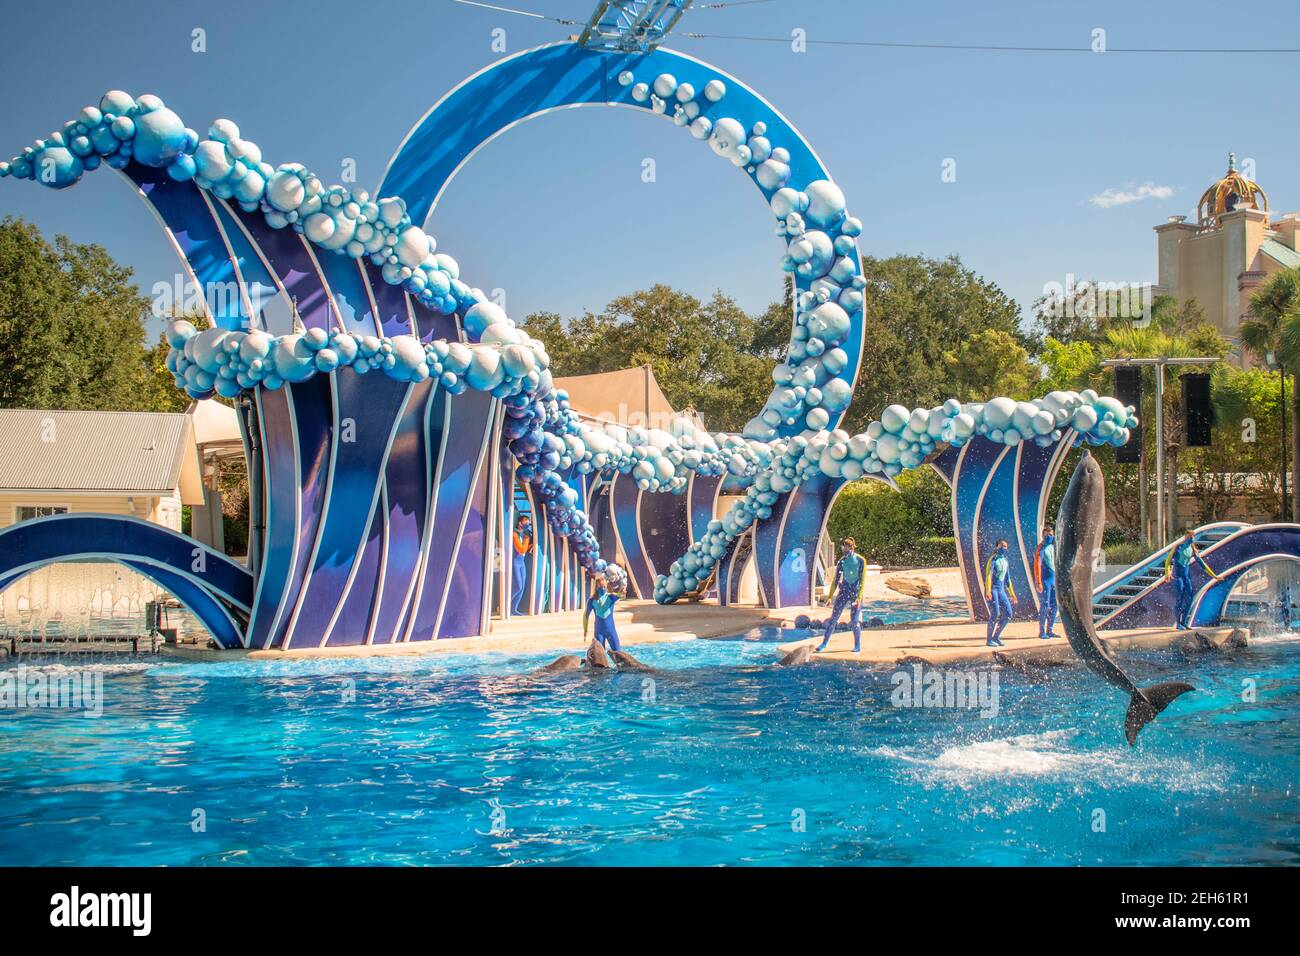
1102 541 1149 568
827 470 956 568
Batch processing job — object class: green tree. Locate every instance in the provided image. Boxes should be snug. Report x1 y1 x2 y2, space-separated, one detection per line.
845 254 1029 432
1239 266 1300 519
0 216 171 411
826 469 955 568
941 328 1036 402
1031 277 1153 348
1038 336 1099 394
520 284 779 432
1184 366 1283 523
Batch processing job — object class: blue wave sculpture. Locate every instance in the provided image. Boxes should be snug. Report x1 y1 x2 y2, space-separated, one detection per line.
1 41 1136 645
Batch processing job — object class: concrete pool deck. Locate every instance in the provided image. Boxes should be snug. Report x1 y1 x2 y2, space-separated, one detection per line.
158 598 777 661
156 589 1245 666
772 617 1248 665
153 558 1246 665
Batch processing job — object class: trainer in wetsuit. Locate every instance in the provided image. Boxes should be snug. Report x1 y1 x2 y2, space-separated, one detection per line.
1034 528 1057 639
984 539 1016 647
583 574 622 652
816 537 867 654
1164 530 1220 630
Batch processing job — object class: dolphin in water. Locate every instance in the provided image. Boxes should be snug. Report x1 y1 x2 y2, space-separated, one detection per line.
991 650 1066 675
778 645 814 667
535 655 584 674
585 639 613 670
1056 451 1194 745
610 649 655 672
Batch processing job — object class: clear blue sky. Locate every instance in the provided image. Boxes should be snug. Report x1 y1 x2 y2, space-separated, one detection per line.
2 0 1297 333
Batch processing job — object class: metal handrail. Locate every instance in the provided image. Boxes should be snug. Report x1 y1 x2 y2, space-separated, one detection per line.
1091 521 1248 598
1092 521 1296 627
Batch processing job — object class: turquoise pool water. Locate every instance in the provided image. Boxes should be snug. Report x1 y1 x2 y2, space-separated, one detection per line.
1 614 1297 866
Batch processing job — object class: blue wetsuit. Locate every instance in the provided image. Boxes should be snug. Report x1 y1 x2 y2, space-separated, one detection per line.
1165 538 1214 629
584 588 621 651
984 548 1016 646
1034 534 1057 638
818 551 866 653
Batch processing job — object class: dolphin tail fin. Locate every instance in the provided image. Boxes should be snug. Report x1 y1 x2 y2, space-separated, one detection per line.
1124 681 1195 745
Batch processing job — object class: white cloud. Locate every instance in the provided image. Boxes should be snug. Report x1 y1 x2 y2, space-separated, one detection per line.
1089 183 1175 209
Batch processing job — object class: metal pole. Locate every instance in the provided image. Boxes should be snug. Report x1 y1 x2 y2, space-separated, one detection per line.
1154 361 1166 547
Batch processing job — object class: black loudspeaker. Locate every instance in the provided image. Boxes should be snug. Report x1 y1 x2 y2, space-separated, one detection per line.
1114 366 1142 463
1181 372 1212 447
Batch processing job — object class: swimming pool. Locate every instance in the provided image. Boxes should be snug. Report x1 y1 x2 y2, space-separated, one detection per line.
1 626 1297 866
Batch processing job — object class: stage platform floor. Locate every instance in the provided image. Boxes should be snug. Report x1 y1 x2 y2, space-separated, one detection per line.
160 599 773 660
772 616 1247 666
158 596 1244 665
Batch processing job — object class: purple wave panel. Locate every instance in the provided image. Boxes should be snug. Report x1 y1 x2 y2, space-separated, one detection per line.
974 445 1037 621
246 387 299 648
438 399 497 637
636 487 692 582
610 474 652 599
229 205 334 331
751 474 846 608
120 167 246 330
751 491 791 608
285 371 412 646
951 438 1007 622
275 375 334 648
715 534 749 607
1101 525 1300 630
327 502 387 644
404 388 495 641
368 381 439 644
588 479 618 567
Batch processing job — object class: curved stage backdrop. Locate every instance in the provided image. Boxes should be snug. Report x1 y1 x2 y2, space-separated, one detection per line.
1 42 1144 648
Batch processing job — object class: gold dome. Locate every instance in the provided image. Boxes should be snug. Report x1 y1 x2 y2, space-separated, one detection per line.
1198 152 1267 226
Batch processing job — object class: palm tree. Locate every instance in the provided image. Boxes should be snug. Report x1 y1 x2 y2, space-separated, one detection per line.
1240 266 1300 520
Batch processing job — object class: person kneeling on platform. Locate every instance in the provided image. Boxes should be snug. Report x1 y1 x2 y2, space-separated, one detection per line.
816 537 866 654
1163 530 1221 630
984 539 1016 647
583 574 622 653
1033 527 1057 639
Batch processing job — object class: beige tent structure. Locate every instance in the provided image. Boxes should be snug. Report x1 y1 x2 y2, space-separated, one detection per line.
187 399 246 553
554 364 704 432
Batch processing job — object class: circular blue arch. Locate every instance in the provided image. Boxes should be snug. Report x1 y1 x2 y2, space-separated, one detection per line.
378 41 865 437
0 514 254 649
1189 524 1300 626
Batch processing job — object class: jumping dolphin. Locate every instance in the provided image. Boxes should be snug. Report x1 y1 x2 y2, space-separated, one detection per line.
1056 451 1194 745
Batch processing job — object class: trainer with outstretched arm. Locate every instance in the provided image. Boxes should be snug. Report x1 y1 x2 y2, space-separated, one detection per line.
583 574 622 652
1164 530 1221 630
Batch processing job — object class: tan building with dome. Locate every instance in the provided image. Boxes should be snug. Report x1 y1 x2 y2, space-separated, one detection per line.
1154 153 1300 356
